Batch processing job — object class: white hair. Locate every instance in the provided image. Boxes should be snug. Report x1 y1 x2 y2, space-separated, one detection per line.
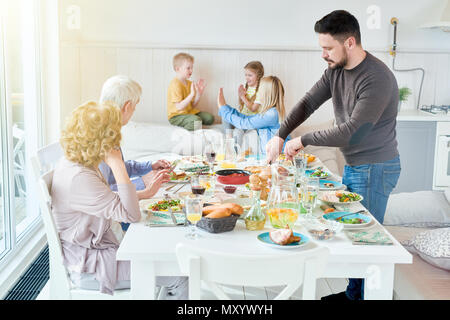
99 75 142 109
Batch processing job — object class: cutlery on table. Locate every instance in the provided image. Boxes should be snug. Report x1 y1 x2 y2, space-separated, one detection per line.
334 210 368 220
165 184 177 191
164 193 178 226
173 183 186 194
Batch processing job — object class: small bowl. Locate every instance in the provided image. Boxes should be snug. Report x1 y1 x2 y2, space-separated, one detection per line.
302 216 343 241
223 185 237 194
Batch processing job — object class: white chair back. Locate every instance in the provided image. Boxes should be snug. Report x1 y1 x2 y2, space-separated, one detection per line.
176 243 329 300
33 141 63 175
31 144 130 300
36 169 72 299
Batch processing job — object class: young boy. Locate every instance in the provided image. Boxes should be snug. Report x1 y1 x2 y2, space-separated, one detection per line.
167 52 214 130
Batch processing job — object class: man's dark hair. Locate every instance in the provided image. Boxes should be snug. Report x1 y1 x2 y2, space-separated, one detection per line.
314 10 361 44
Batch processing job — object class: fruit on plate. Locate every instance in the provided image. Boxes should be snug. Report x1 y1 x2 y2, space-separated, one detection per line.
269 226 300 245
305 154 316 163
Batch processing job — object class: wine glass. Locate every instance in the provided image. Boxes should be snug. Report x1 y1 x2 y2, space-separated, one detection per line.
190 175 206 196
301 177 320 217
184 197 203 239
204 141 216 173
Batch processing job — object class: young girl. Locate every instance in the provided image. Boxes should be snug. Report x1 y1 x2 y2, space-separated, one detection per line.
222 61 265 138
218 76 289 157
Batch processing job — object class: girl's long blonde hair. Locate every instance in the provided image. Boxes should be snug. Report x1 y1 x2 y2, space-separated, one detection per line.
60 101 122 168
256 76 286 122
239 61 264 109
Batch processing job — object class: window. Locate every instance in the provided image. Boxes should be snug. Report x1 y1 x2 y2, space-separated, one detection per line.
0 0 43 264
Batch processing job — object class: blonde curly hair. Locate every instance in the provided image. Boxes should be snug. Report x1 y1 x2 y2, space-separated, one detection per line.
60 101 122 168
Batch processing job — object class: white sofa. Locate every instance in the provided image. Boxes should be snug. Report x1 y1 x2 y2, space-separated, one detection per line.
121 119 346 176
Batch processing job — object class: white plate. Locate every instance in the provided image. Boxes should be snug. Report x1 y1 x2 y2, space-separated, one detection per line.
319 191 364 205
139 198 183 213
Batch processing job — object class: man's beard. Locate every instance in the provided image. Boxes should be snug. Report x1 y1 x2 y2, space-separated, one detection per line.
324 54 348 69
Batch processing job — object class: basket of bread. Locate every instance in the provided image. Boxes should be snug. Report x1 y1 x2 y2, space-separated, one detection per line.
197 203 244 233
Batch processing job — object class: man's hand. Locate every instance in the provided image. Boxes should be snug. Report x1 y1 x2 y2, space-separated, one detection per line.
284 136 304 160
140 169 171 199
265 136 285 164
151 159 171 171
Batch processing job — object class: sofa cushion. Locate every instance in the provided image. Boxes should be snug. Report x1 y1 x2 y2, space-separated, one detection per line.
385 226 450 300
121 121 224 160
384 191 450 228
402 228 450 271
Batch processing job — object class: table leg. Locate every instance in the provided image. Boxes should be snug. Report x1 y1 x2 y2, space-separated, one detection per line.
130 260 156 300
363 264 395 300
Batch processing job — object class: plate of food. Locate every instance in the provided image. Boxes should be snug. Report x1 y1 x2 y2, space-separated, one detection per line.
305 168 330 179
322 211 372 228
168 171 190 183
140 198 183 213
319 180 345 191
319 191 363 205
257 227 309 249
305 154 319 167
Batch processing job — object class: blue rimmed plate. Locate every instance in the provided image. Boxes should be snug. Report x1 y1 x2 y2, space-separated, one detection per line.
322 211 372 228
305 169 330 179
257 232 309 249
319 179 345 191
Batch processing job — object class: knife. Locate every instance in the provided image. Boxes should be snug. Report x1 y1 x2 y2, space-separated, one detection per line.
164 193 178 226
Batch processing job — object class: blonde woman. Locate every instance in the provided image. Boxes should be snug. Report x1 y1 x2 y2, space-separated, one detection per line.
51 101 187 297
218 76 290 156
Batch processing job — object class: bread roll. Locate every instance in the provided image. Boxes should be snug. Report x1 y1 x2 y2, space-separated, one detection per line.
205 207 232 218
202 205 224 215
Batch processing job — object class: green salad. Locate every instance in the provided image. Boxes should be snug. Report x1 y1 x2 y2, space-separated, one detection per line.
336 192 361 203
310 169 328 178
336 217 365 224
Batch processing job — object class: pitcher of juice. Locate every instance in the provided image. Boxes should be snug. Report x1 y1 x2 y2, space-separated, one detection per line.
267 184 300 229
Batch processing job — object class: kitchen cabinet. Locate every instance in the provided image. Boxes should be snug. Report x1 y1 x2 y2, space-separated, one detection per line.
393 121 436 193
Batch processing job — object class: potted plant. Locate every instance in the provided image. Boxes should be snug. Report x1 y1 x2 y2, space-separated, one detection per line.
398 87 412 111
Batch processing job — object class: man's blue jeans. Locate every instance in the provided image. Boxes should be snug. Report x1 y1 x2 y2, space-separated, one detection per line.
342 156 401 300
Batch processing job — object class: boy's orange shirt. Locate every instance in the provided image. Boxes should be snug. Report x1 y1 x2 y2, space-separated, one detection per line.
167 77 200 119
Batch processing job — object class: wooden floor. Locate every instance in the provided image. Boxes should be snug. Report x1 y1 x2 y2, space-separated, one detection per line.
37 278 349 300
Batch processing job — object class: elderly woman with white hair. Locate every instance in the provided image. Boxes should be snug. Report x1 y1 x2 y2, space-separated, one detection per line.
51 101 187 297
98 75 172 203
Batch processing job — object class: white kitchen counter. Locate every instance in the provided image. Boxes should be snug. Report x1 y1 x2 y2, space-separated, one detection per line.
397 109 450 122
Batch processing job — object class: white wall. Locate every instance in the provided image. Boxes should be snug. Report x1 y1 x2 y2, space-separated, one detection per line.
61 0 450 50
58 0 450 129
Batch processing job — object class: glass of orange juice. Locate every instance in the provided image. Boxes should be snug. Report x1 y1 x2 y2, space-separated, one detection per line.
184 197 203 239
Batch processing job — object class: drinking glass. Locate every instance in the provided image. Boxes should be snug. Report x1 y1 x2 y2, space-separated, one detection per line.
184 197 203 239
204 141 216 173
199 173 216 198
190 175 206 196
293 151 307 181
301 177 320 217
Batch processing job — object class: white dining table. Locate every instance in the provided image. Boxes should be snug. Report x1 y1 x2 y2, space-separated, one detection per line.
117 158 412 300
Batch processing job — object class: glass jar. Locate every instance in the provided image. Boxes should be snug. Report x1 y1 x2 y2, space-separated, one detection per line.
244 189 266 230
267 184 300 229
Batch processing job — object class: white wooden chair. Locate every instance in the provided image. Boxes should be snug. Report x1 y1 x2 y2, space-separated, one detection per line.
31 143 131 299
175 243 330 300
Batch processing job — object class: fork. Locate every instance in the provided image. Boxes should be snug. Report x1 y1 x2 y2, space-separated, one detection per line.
335 210 367 220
